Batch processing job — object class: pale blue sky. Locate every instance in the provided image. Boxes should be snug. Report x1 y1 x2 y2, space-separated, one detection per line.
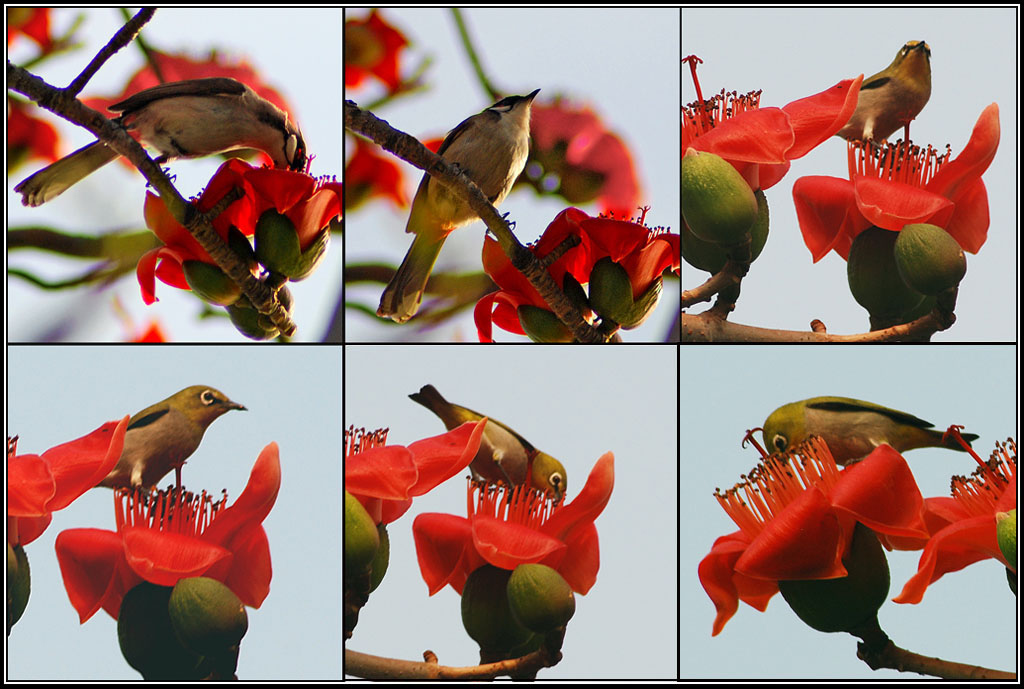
344 7 681 343
7 8 343 343
6 345 342 680
682 7 1017 342
344 345 678 679
680 344 1017 679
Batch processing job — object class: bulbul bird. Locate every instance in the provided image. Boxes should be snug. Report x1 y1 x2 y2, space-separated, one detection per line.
98 385 246 490
377 89 539 323
762 396 978 466
837 40 932 143
409 384 566 500
14 77 306 207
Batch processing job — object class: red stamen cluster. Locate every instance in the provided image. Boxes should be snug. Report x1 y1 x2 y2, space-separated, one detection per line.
345 425 389 457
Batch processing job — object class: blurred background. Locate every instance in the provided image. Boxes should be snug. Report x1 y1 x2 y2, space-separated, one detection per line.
682 7 1017 342
344 7 681 342
7 8 343 342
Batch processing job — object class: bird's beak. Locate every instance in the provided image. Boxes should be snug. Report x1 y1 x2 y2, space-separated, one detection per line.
525 88 541 102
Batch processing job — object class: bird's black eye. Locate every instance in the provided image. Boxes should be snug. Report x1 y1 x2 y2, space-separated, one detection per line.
772 435 788 452
550 473 563 489
200 389 219 406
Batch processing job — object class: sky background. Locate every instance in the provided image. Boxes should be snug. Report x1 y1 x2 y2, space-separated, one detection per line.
680 344 1018 679
344 345 678 679
6 345 343 680
682 7 1017 342
344 7 682 343
7 8 343 343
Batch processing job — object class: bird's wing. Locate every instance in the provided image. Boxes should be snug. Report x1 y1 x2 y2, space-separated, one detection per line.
127 407 171 430
806 398 934 429
109 78 247 114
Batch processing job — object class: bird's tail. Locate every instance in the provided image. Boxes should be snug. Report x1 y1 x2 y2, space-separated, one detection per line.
14 141 120 207
377 230 448 323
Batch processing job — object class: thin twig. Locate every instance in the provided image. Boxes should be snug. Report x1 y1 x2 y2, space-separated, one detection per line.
66 7 155 96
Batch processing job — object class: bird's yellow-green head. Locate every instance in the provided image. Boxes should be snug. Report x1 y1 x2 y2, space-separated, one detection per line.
165 385 246 429
530 451 567 502
890 40 931 85
762 401 808 455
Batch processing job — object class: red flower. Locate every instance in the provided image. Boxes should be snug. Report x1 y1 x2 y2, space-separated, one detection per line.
793 103 1000 261
7 418 129 547
474 208 596 342
893 437 1016 605
7 97 60 169
7 7 54 51
345 422 486 526
698 439 929 636
54 442 281 622
530 100 642 216
129 319 169 342
412 452 614 596
344 9 409 92
344 136 409 210
682 56 862 192
584 213 681 300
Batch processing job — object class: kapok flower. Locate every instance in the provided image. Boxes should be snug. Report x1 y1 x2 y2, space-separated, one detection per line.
682 55 862 192
7 97 60 170
344 9 409 92
7 8 55 51
699 438 929 636
793 103 1000 262
54 442 281 622
584 209 681 299
894 434 1016 605
7 418 128 547
345 422 486 526
413 452 614 597
529 99 642 217
345 136 409 210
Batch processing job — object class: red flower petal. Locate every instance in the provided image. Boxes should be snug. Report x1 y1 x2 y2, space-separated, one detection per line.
829 444 929 540
122 527 233 586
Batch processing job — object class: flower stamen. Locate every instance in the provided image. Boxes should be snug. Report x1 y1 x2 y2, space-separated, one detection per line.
467 478 558 529
847 139 951 187
345 425 389 457
115 485 229 538
949 439 1016 517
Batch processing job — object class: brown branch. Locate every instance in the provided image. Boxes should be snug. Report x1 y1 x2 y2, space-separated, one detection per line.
67 8 156 96
8 61 296 336
344 641 562 680
858 640 1015 680
344 99 606 342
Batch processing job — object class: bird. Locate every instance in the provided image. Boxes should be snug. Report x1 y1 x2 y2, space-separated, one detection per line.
98 385 246 490
837 40 932 143
762 396 978 466
409 384 566 500
14 77 306 207
377 89 539 323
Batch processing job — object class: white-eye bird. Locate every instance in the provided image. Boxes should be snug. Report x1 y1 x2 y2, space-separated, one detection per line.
762 396 978 466
409 384 566 500
837 41 932 143
377 89 539 323
15 77 306 207
98 385 246 489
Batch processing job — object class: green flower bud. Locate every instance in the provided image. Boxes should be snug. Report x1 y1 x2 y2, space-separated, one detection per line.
847 227 925 328
588 257 662 329
368 523 390 593
507 563 575 633
226 296 280 341
168 577 248 656
345 491 380 572
254 210 330 281
682 188 770 273
562 272 592 319
894 223 967 295
681 148 758 246
118 582 202 680
182 260 243 306
461 565 533 656
517 305 574 343
7 543 30 633
778 523 890 635
996 509 1016 570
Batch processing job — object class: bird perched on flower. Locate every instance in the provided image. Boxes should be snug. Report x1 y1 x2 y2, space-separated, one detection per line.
409 384 566 500
762 396 977 466
837 40 931 143
98 385 246 489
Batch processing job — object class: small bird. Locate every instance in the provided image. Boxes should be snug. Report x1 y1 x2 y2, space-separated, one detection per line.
98 385 246 490
762 396 978 466
377 89 539 323
15 77 306 207
409 384 566 500
837 41 932 143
